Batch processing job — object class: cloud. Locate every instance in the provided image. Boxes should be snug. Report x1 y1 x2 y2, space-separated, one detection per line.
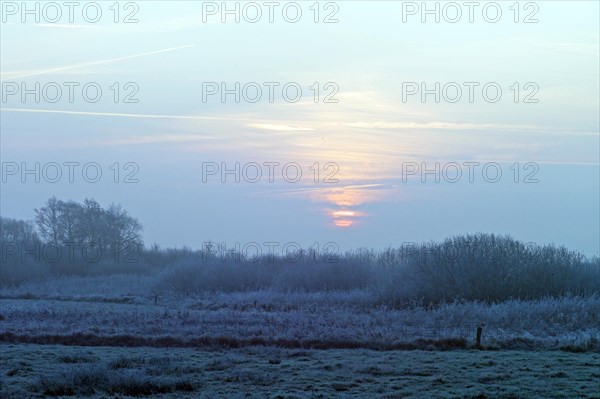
342 121 599 136
247 123 314 132
93 134 217 146
270 183 393 206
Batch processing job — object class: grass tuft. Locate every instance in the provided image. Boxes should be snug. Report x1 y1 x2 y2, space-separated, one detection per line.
35 364 196 397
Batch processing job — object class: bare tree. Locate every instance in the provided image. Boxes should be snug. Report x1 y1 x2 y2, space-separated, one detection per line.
33 197 143 260
34 196 62 246
0 216 39 244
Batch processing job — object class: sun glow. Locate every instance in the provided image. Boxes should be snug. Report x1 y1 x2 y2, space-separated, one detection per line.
289 184 390 228
330 208 366 228
332 210 356 218
333 219 354 228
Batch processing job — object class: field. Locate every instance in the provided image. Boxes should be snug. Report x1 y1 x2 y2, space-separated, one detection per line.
2 343 599 398
1 275 599 398
1 238 599 397
1 276 599 351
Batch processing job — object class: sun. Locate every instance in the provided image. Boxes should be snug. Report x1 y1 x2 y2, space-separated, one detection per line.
330 209 363 228
333 219 354 227
332 210 356 218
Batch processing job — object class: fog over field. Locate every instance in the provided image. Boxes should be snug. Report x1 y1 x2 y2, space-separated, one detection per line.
1 1 599 398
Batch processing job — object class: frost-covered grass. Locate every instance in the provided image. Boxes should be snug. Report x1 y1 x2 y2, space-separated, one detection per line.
1 271 599 398
1 292 599 351
1 264 599 351
1 343 599 398
0 274 154 301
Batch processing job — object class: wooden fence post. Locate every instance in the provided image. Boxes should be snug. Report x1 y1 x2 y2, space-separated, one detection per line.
475 325 483 348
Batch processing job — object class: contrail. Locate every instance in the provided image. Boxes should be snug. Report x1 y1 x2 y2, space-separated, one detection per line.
36 24 100 29
0 108 229 121
1 44 195 81
267 184 389 195
1 108 315 126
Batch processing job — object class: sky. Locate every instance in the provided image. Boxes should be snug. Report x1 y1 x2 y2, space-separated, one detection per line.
1 1 599 256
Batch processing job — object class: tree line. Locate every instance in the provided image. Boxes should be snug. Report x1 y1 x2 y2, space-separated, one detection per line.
1 199 598 303
1 196 143 263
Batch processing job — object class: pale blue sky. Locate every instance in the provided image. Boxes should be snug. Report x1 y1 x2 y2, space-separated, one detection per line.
1 1 598 255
